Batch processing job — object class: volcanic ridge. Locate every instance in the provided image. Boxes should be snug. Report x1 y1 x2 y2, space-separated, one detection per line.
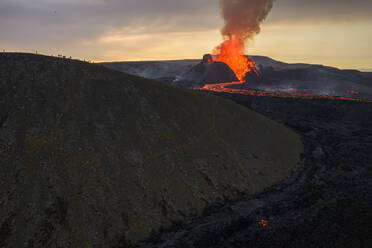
0 53 302 247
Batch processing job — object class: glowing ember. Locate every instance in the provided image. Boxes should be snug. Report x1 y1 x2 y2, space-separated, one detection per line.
215 36 257 82
258 219 269 227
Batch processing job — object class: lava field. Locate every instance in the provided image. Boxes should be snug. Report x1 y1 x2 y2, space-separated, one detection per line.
136 93 372 248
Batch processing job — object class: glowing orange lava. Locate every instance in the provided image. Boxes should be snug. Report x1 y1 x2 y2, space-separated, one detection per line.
199 81 372 103
215 36 257 82
258 219 269 227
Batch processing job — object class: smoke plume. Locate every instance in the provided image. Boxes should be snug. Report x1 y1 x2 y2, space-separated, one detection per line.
219 0 276 44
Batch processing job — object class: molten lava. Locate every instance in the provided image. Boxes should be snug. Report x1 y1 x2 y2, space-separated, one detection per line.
215 36 257 82
200 81 372 103
258 219 269 227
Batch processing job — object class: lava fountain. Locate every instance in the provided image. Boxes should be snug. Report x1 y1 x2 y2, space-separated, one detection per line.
212 0 276 82
214 36 257 82
199 0 372 103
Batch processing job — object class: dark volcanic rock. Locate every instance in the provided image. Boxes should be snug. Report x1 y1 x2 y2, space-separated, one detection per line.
0 53 303 247
136 94 372 248
181 55 238 86
250 65 372 99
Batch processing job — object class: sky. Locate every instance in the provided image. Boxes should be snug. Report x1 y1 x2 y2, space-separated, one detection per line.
1 0 372 69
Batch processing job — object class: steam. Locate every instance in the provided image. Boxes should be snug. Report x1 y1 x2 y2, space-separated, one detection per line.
219 0 276 44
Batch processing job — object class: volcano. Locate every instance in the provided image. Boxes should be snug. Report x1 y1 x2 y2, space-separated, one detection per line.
102 55 372 102
180 54 238 86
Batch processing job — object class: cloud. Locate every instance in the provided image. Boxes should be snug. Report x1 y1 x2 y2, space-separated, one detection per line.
0 0 371 67
0 0 219 45
2 0 371 45
268 0 372 24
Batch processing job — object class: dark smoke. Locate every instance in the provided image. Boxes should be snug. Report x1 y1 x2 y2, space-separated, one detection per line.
220 0 276 44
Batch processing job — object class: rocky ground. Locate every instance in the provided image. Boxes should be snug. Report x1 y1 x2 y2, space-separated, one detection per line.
136 94 372 248
1 53 371 247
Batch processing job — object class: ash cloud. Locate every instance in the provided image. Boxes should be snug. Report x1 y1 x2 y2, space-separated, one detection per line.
219 0 276 43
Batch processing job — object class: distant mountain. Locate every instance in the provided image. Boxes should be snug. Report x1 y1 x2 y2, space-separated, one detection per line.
100 56 326 82
101 59 199 83
101 56 372 99
360 71 372 80
250 55 319 71
0 53 302 247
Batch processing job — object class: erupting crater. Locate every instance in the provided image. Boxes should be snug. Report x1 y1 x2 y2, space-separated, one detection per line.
214 36 258 82
198 40 372 103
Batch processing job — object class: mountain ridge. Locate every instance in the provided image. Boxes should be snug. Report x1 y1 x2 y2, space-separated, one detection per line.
0 53 303 247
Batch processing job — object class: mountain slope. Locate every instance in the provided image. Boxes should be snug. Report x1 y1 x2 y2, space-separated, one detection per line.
0 53 302 247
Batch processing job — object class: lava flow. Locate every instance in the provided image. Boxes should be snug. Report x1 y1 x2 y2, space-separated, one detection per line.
200 81 372 103
214 36 257 82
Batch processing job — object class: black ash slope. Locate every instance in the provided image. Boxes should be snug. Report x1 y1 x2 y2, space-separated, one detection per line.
137 94 372 248
0 53 302 247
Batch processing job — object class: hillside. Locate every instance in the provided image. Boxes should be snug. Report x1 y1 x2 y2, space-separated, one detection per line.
0 53 302 247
